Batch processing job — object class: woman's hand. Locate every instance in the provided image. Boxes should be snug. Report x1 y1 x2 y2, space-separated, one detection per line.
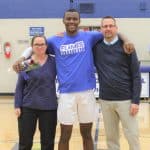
15 108 21 118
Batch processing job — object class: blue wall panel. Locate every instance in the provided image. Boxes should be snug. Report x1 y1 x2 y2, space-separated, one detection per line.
0 0 69 18
92 0 150 18
0 0 150 18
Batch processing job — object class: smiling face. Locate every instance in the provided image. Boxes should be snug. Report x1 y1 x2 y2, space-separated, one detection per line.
101 17 118 42
63 10 80 36
32 36 47 56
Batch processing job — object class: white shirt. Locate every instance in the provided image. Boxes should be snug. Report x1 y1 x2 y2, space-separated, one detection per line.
104 35 119 45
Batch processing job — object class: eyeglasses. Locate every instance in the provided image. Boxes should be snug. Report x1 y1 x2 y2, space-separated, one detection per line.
102 24 116 29
33 43 46 47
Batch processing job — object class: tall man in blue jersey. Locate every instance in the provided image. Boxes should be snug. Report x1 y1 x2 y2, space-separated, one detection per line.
14 9 103 150
13 9 135 150
93 16 141 150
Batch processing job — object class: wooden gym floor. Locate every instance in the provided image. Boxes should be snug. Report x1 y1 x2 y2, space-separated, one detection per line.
0 97 150 150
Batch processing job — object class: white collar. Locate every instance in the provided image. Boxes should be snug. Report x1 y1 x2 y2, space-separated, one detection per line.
104 36 119 45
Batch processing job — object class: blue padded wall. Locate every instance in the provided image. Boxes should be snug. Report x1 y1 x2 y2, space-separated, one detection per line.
0 0 150 18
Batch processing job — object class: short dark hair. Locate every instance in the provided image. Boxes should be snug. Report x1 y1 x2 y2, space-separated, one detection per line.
63 8 80 19
101 16 116 25
31 35 47 46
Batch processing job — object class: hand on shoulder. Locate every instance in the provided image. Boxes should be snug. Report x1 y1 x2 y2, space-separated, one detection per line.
12 57 25 73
